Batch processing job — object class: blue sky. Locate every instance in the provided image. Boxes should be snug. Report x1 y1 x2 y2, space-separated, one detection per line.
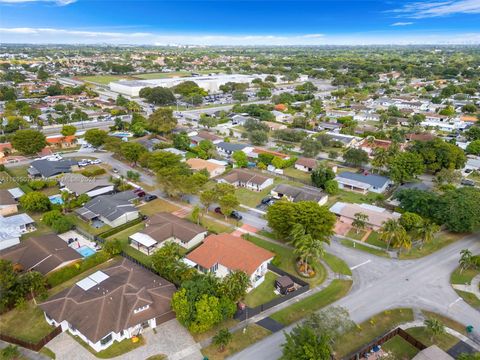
0 0 479 45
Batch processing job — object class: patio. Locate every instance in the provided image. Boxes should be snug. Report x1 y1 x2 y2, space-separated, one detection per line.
58 230 99 254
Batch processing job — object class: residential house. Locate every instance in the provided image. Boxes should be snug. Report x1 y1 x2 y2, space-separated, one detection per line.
271 184 328 205
7 187 25 201
356 138 393 156
317 122 342 131
336 171 392 194
326 109 355 119
163 148 187 159
218 169 273 191
0 233 81 274
136 137 164 152
75 191 139 228
185 234 274 290
216 142 251 158
190 131 222 145
39 258 176 352
46 135 77 149
0 143 13 158
0 189 18 216
263 121 287 131
271 110 293 123
186 158 226 178
329 202 401 231
248 147 290 160
325 132 361 148
294 157 317 172
28 159 77 178
0 213 35 250
59 174 114 198
129 213 207 254
230 114 250 125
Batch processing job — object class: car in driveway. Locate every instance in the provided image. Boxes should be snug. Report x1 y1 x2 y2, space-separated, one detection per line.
214 207 243 220
143 194 158 202
90 159 102 165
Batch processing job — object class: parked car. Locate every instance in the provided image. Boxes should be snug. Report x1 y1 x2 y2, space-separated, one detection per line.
214 207 243 220
143 194 158 202
261 196 273 205
112 168 119 173
461 179 475 187
90 159 102 165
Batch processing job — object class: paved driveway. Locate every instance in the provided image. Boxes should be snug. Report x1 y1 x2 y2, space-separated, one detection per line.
47 319 202 360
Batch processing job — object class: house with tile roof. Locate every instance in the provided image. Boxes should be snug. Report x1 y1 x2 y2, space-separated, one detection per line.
185 234 274 290
129 213 207 253
329 202 401 231
294 157 317 172
271 184 328 205
217 169 273 191
186 158 226 178
39 258 176 352
59 174 114 198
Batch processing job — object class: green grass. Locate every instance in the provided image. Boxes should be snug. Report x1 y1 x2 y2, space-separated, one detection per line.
406 327 459 351
192 318 239 343
0 171 18 189
399 232 465 259
243 271 280 308
137 198 181 216
333 308 414 357
421 311 467 335
39 347 56 359
382 336 419 359
6 165 29 179
244 234 326 287
21 213 54 239
106 223 153 267
70 333 145 358
455 290 480 309
283 168 312 184
322 253 352 276
201 324 271 360
270 279 353 325
327 189 381 206
341 239 390 258
0 302 55 343
346 229 367 241
235 186 273 208
134 71 191 79
145 356 166 360
365 231 387 249
450 267 480 285
66 213 111 236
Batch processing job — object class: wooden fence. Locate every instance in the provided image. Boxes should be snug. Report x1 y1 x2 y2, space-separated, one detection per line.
0 326 62 352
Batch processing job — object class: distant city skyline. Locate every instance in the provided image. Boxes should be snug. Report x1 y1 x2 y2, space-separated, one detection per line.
1 0 480 45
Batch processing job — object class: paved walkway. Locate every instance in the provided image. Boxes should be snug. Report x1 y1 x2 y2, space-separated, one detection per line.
47 319 203 360
452 274 480 298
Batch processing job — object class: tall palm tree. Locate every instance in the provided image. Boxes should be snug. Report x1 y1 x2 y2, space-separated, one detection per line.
352 212 369 235
371 147 389 171
459 249 474 273
379 219 401 251
289 224 324 274
393 227 412 254
416 220 440 249
424 318 445 341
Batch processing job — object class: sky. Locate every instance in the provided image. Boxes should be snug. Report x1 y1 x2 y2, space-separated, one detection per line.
0 0 480 45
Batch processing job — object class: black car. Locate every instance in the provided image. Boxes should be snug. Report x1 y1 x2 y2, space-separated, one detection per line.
261 196 273 205
461 179 475 187
214 207 243 220
143 194 158 202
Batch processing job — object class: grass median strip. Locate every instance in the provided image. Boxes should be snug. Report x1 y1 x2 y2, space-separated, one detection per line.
270 279 352 325
341 239 390 258
322 253 352 276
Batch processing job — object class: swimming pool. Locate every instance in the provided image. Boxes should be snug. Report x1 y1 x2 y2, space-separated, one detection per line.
111 132 132 138
76 245 96 258
49 194 64 205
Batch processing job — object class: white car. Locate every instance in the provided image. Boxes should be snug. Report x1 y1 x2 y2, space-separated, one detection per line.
90 159 102 165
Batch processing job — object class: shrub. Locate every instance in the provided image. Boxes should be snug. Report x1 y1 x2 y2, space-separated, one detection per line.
51 216 74 233
81 167 106 177
28 179 47 190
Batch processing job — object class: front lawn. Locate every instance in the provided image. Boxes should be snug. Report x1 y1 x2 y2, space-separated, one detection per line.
235 186 274 208
0 301 55 343
270 279 352 325
322 253 352 276
333 308 414 357
421 311 467 335
137 198 181 216
399 232 466 259
365 231 387 249
283 168 312 184
327 189 381 206
243 234 327 287
243 271 280 308
346 229 367 241
201 324 271 360
188 213 235 234
450 267 480 285
406 327 459 351
71 333 145 358
192 319 239 343
341 239 390 258
454 290 480 309
382 335 419 359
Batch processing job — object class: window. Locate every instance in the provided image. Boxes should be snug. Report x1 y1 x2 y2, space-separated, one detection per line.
100 333 113 346
133 305 149 314
210 263 218 272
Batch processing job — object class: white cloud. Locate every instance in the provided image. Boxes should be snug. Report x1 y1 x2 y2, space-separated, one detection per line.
391 0 480 18
0 0 76 4
0 27 479 45
391 22 414 26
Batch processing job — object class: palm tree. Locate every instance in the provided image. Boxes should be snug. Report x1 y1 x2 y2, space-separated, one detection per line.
371 147 389 171
424 318 445 341
289 224 324 274
459 249 474 273
416 220 440 249
352 212 369 235
393 227 412 254
379 219 401 251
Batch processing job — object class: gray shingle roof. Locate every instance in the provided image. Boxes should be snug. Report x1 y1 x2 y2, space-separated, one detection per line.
337 171 390 188
30 159 77 178
82 191 137 222
216 142 247 152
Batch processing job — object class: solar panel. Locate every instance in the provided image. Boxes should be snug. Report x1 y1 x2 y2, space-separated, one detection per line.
89 271 109 284
76 277 97 291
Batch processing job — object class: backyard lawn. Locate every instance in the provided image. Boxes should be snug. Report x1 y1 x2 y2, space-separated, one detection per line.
406 327 459 351
137 198 181 216
399 232 466 259
341 239 389 258
322 252 352 276
66 214 111 236
381 335 419 359
243 234 326 287
282 168 312 184
333 309 414 357
105 223 153 267
270 279 352 325
243 271 280 308
0 301 55 343
201 324 271 360
327 189 381 206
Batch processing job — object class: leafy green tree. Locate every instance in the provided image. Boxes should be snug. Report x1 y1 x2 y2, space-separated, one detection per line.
232 150 248 168
434 168 462 185
213 328 233 352
399 212 423 232
301 138 322 158
410 139 466 172
466 140 480 155
288 223 325 274
462 104 477 113
220 270 250 302
173 133 191 151
256 87 272 99
303 306 355 344
140 86 176 105
200 189 217 213
61 124 76 137
436 187 480 233
151 241 196 284
371 147 390 170
218 193 239 220
388 152 425 184
281 324 332 360
439 105 455 116
343 148 369 167
352 213 369 234
50 216 74 233
84 129 108 148
248 130 268 145
311 166 335 189
191 205 201 225
324 179 339 195
379 219 404 251
148 108 178 134
173 81 207 97
0 345 21 360
199 114 217 129
465 126 480 141
103 239 123 257
19 191 50 212
120 142 147 165
415 220 440 249
194 139 217 159
11 129 46 155
394 189 440 219
126 170 140 181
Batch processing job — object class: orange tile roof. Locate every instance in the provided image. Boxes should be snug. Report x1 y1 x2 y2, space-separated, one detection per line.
461 115 478 122
359 138 392 150
186 158 224 173
253 147 289 159
47 135 76 144
186 234 274 275
274 104 287 111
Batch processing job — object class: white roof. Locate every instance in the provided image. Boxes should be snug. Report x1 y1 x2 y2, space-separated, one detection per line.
335 176 371 190
76 270 110 291
7 187 25 199
88 270 109 284
130 232 157 247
